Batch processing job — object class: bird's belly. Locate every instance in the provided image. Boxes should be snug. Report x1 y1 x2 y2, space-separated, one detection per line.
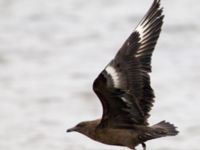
94 128 139 148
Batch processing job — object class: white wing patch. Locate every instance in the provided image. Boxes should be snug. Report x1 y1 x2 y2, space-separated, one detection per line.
121 97 131 105
135 19 149 58
105 65 120 88
136 19 149 43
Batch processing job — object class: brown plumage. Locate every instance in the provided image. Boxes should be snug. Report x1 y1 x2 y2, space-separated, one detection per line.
67 0 179 149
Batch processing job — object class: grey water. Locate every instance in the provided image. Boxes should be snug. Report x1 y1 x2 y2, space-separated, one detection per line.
0 0 200 150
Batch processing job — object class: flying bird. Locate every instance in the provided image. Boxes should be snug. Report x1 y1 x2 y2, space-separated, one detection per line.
67 0 178 149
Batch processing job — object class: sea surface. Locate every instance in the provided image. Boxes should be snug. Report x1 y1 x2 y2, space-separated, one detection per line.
0 0 200 150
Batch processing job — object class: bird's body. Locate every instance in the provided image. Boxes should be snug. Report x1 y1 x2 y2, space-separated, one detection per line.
67 0 179 149
69 119 177 149
89 121 141 149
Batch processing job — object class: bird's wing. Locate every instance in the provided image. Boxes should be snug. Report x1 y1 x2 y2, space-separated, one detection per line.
93 0 164 128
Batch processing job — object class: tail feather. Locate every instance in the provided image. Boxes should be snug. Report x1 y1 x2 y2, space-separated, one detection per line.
139 120 179 142
152 120 179 136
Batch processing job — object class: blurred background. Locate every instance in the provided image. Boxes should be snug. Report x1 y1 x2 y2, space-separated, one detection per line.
0 0 199 150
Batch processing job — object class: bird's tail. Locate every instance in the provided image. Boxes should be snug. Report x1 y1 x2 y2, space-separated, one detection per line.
141 121 179 142
150 120 179 138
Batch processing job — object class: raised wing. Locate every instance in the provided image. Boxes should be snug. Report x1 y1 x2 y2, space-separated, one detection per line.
93 0 164 128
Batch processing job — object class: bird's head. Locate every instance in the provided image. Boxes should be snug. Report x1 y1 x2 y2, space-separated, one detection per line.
67 121 93 135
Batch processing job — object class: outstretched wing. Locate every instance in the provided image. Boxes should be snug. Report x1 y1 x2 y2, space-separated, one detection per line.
93 0 164 128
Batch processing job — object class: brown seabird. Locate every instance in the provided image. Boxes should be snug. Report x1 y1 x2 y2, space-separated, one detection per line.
67 0 179 149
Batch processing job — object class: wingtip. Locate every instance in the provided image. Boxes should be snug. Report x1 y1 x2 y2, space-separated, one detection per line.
152 0 163 10
149 0 164 15
154 0 161 5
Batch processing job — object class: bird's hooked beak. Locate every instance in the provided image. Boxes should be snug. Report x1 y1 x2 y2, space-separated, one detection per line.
66 126 77 133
